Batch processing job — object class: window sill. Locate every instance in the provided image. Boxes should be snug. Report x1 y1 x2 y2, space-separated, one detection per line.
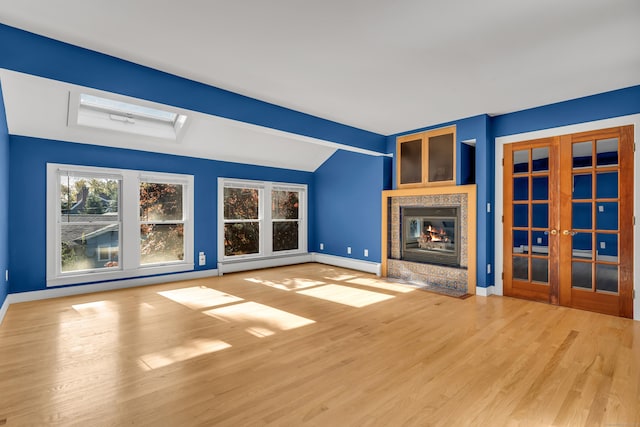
46 263 194 287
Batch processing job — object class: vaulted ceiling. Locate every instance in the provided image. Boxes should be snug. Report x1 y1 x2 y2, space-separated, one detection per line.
1 0 639 169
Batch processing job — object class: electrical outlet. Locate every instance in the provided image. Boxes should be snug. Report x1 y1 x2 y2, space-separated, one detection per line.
364 249 369 257
198 251 206 266
347 247 352 255
599 205 604 212
320 243 324 250
4 270 7 282
537 237 542 244
487 264 491 274
600 242 606 249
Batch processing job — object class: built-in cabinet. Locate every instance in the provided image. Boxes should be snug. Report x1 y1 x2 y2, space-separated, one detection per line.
397 126 457 188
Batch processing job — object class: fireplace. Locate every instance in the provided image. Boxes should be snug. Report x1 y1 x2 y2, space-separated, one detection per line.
401 206 460 267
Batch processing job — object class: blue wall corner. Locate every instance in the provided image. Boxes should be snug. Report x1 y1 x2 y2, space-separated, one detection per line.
314 150 388 263
0 81 9 306
8 136 313 294
0 23 386 153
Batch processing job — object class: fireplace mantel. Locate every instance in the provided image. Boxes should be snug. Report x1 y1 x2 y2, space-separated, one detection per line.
381 185 477 294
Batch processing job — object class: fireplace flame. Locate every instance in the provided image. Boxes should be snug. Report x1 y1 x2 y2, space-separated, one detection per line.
423 225 450 243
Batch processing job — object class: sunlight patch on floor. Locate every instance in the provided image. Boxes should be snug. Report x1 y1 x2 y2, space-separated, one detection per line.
203 301 315 336
323 274 358 282
158 286 243 310
138 339 232 370
346 277 415 294
72 300 115 316
245 276 325 291
297 284 395 307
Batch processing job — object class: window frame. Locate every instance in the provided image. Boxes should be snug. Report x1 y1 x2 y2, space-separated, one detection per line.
47 163 194 287
218 178 307 262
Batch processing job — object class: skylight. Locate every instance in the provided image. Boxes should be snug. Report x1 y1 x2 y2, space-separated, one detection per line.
69 92 188 141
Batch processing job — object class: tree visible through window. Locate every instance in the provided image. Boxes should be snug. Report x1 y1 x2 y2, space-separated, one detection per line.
223 187 260 256
140 182 185 264
272 190 299 252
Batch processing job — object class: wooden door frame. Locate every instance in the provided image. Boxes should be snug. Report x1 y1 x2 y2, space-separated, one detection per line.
494 114 640 321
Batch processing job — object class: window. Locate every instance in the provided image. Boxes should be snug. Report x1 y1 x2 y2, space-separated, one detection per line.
140 182 185 264
272 188 301 252
68 92 188 141
47 164 194 287
219 178 307 261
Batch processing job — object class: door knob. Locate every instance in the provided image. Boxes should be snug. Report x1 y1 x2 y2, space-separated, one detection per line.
549 229 558 235
562 230 575 236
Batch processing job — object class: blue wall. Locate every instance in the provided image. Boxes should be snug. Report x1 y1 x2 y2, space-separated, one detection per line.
8 136 313 294
314 150 391 262
492 85 640 138
0 23 386 153
0 82 9 306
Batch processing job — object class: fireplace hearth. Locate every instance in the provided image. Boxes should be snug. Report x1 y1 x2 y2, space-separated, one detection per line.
402 207 460 267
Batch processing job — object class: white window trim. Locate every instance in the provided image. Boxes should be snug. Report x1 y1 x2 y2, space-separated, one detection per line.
47 163 194 287
218 178 308 263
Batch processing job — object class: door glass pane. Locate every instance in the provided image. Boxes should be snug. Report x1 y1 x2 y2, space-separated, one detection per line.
572 262 592 289
532 147 549 172
572 203 592 229
572 141 592 169
531 258 548 284
596 264 618 293
513 204 528 227
400 139 422 184
572 174 592 199
596 233 618 262
513 150 529 174
513 177 529 201
513 256 528 281
513 230 529 254
532 176 548 200
428 133 454 182
596 138 618 167
532 231 549 255
596 172 618 199
532 203 548 228
596 202 618 230
572 232 592 260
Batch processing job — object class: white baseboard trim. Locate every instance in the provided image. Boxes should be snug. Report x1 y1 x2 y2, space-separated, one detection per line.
5 268 219 306
475 285 495 297
219 254 313 274
0 296 9 325
312 253 381 276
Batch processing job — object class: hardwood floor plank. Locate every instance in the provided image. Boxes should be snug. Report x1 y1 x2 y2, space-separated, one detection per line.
1 263 639 426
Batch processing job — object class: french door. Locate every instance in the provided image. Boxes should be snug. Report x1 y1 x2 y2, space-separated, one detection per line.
504 126 634 318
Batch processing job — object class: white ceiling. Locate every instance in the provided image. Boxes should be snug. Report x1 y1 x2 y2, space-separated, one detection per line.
1 0 638 137
0 69 368 172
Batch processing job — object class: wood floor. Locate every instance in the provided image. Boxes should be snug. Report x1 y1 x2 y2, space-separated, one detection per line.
1 263 639 426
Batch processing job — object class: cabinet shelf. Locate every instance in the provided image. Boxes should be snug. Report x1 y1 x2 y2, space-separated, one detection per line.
397 125 456 188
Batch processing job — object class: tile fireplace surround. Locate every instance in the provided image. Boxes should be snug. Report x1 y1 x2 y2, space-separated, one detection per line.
381 185 477 295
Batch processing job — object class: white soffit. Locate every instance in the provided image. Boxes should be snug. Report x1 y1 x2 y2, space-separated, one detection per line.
0 69 365 172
